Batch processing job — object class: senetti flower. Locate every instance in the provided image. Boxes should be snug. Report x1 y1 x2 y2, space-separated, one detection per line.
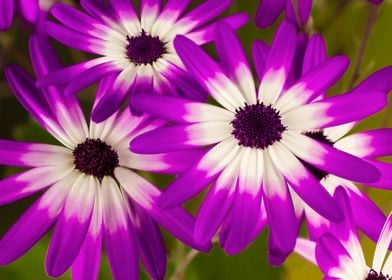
129 21 387 264
0 0 53 32
296 187 392 280
281 33 392 246
39 0 248 122
255 0 312 28
0 35 209 280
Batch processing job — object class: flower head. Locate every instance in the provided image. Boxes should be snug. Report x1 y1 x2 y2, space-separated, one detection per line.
296 187 392 280
0 34 209 279
129 21 387 264
39 0 249 122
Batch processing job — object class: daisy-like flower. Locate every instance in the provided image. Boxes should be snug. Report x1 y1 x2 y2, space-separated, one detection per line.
255 0 312 28
129 22 386 264
0 0 54 32
277 32 392 246
38 0 248 122
296 187 392 280
0 34 210 280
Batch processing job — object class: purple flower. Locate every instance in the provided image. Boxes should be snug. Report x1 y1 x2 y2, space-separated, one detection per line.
129 21 387 263
255 0 312 28
282 33 392 247
0 34 210 279
296 187 392 280
38 0 249 122
0 0 53 32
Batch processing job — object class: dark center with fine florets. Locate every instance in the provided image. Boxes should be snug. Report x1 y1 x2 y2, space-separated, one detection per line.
231 102 286 149
300 131 334 181
73 138 119 180
126 30 166 65
366 269 389 280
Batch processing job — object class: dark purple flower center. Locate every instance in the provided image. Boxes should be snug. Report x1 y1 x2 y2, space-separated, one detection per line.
231 102 286 149
73 138 119 180
126 30 166 65
300 131 334 181
366 269 389 280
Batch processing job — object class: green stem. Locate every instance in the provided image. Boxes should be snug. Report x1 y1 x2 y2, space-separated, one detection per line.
348 4 379 89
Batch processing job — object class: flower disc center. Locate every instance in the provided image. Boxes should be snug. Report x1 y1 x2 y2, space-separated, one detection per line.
366 269 389 280
73 138 119 180
126 30 166 65
231 102 286 149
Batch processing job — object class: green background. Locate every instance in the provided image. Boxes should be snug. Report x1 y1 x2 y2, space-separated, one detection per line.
0 0 392 279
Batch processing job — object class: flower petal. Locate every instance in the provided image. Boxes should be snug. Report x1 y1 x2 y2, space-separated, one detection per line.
102 176 139 280
46 175 96 277
0 171 76 265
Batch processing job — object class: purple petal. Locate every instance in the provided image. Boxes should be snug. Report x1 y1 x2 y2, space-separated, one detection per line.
0 140 71 167
365 160 392 189
276 56 349 112
194 157 239 243
302 34 328 76
108 0 138 21
158 61 208 101
179 0 231 31
45 22 102 54
219 149 264 254
372 211 392 272
159 0 190 23
131 122 231 154
350 66 392 94
255 0 285 28
131 94 233 123
174 35 245 111
316 233 357 278
329 187 364 266
269 142 342 222
251 39 270 80
186 13 249 45
124 150 204 174
65 62 120 96
5 66 74 146
264 21 296 77
283 132 381 183
263 152 298 262
80 0 117 20
285 0 312 26
50 2 100 35
345 186 386 243
18 0 39 24
335 128 392 158
158 139 239 209
295 238 317 265
282 91 387 130
72 188 103 280
0 0 14 31
46 175 96 277
215 22 256 104
92 68 134 122
115 168 212 252
0 166 70 206
29 35 89 140
102 177 139 280
0 173 74 265
130 204 166 280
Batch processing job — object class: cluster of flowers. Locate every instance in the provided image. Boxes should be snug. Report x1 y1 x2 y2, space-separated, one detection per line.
0 0 391 279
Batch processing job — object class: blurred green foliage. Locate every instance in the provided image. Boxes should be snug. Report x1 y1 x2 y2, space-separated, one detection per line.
1 0 392 279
